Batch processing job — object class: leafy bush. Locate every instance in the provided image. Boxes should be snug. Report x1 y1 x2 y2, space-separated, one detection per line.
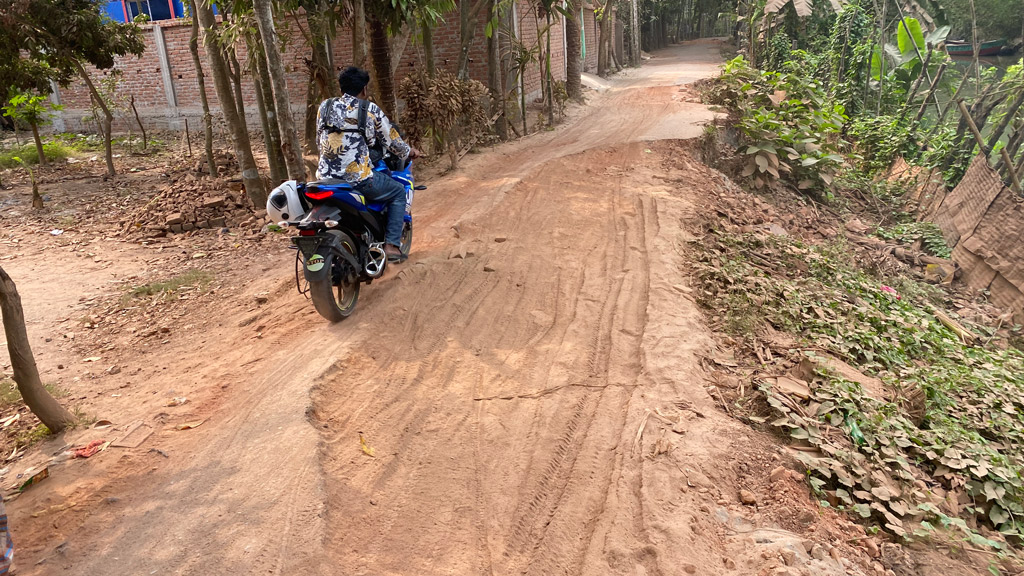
875 222 952 258
0 142 71 168
848 115 917 174
717 56 849 195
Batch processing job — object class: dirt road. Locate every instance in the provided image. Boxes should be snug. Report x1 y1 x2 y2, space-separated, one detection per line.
11 40 857 576
311 42 761 576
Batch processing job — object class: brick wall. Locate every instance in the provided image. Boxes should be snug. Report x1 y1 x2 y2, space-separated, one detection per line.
53 1 550 133
583 7 598 73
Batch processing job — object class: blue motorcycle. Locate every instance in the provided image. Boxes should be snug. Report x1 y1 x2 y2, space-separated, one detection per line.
267 156 423 322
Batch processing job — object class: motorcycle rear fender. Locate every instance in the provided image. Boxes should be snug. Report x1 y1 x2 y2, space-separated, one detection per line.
300 236 362 283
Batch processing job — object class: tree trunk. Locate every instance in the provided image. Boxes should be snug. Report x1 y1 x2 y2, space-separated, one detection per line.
304 7 334 156
545 12 554 125
129 95 148 150
226 48 248 134
369 17 397 118
565 0 582 100
486 0 508 140
196 0 267 206
189 0 218 177
352 0 368 68
252 0 305 181
251 43 288 184
456 0 487 80
75 62 116 177
390 24 413 76
0 266 75 433
597 3 611 77
630 0 640 65
422 21 436 77
30 121 46 167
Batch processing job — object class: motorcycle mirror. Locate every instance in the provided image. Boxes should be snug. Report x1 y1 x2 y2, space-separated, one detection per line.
414 185 427 190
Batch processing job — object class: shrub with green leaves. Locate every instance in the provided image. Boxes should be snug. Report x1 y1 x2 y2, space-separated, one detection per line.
716 56 849 195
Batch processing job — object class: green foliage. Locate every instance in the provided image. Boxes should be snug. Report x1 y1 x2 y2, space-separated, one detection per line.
0 142 72 168
0 0 145 83
847 115 916 173
696 229 1024 541
717 56 849 195
2 90 62 129
874 222 952 258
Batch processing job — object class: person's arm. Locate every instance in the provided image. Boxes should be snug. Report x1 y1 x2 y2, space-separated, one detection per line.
370 104 412 160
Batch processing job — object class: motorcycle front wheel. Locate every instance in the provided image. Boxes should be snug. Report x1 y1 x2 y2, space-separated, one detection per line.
309 231 360 322
399 222 413 260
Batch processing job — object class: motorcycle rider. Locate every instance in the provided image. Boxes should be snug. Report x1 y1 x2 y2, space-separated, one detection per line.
316 66 419 261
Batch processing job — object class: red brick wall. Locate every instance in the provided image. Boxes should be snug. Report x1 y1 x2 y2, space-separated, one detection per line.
54 1 562 132
583 6 598 73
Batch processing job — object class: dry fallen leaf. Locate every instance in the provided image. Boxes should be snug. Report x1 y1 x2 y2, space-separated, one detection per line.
359 433 376 458
176 420 205 430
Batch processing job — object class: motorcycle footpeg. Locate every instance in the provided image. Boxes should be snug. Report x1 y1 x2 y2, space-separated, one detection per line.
365 242 388 278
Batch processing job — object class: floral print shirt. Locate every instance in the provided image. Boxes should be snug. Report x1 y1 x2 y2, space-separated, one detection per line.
315 94 411 184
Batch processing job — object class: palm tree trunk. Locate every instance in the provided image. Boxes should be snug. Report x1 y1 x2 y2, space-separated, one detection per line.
422 21 436 77
196 0 267 206
253 0 306 180
0 266 75 433
369 16 397 118
189 0 217 177
565 0 582 100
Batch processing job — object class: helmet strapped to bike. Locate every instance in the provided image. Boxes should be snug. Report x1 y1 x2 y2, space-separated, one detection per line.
267 180 308 223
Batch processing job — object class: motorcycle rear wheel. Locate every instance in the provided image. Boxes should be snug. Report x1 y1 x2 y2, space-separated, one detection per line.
309 231 360 322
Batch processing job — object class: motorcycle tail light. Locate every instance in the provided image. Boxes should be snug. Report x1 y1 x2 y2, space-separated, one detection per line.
305 190 333 200
299 229 316 236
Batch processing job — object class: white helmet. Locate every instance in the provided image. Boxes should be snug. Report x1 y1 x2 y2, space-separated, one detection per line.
267 181 307 223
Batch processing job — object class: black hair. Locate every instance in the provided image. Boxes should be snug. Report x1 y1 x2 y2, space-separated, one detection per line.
338 67 371 97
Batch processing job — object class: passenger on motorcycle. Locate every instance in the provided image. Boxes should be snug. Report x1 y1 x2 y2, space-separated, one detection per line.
316 67 420 261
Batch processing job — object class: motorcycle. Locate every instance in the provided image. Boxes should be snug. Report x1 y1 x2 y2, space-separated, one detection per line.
267 155 424 322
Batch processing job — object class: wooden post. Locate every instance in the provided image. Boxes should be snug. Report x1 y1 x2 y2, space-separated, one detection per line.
913 62 946 124
185 117 193 157
959 99 1023 195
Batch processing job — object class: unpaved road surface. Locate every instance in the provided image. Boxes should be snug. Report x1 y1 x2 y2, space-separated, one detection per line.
12 40 873 576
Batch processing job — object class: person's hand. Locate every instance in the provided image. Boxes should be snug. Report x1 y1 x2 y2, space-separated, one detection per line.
409 147 422 159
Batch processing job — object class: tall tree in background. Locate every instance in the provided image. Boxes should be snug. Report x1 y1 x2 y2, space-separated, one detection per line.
187 0 218 177
196 0 267 206
0 266 75 433
250 38 289 182
565 0 583 99
352 0 369 67
597 0 612 76
253 0 306 180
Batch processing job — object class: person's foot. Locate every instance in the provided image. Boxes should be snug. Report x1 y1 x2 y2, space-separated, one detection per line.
385 243 404 262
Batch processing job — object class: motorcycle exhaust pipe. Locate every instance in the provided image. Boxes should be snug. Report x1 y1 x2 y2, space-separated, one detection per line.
365 243 387 278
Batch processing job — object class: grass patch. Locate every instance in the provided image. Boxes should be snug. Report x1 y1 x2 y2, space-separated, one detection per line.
695 229 1024 549
126 269 214 301
0 141 73 169
0 377 69 410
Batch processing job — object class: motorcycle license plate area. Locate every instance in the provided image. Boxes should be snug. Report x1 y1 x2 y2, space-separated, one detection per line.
292 236 323 259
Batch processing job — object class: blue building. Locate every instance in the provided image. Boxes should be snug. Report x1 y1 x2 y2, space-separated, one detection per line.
102 0 186 22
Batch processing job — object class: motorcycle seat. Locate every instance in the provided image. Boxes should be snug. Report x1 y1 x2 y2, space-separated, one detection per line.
305 179 354 193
